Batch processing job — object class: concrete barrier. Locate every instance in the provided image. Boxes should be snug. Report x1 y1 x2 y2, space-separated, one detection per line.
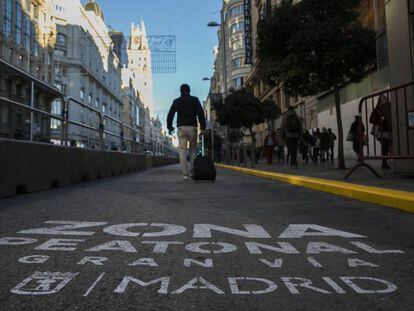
0 139 178 199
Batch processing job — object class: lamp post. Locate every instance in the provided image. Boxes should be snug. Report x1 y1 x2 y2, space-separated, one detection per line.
207 18 227 95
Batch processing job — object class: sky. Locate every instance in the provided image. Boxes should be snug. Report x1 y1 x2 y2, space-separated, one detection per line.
96 0 222 125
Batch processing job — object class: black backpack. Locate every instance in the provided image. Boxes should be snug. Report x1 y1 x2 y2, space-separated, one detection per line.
286 114 300 133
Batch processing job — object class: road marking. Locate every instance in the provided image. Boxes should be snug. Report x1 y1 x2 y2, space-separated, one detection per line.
83 273 106 297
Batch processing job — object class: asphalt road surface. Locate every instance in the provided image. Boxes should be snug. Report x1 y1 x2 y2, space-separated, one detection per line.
0 165 413 311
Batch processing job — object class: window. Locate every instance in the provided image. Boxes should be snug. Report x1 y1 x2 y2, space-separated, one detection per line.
15 2 22 45
230 21 244 34
54 83 67 95
54 49 66 58
25 0 30 12
51 100 61 115
33 41 39 56
136 106 140 126
88 94 92 104
232 77 244 89
232 37 244 51
33 4 38 21
5 0 12 37
54 66 63 77
80 88 85 100
25 17 31 51
32 26 38 56
51 100 62 130
232 57 243 69
229 5 243 18
56 33 67 46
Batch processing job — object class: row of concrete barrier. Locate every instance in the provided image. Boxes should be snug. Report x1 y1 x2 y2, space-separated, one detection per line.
0 139 178 199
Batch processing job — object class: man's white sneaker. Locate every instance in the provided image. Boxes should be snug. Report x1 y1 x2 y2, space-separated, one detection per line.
183 175 189 181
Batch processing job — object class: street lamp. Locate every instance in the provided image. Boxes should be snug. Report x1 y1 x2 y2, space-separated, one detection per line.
207 19 227 95
207 21 221 27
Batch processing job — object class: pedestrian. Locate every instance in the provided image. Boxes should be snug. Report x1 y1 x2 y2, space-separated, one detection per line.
301 130 313 163
264 129 277 164
320 127 330 162
348 116 366 156
275 129 284 163
312 128 321 162
167 84 206 180
327 128 337 161
280 107 303 168
369 95 392 169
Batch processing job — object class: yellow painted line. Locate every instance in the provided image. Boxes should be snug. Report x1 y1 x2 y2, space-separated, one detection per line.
216 164 414 213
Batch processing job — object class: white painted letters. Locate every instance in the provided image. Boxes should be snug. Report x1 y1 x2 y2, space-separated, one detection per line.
279 225 366 239
193 224 271 239
18 221 107 236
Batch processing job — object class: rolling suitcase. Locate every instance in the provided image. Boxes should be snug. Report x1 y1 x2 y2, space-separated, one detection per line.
192 134 217 181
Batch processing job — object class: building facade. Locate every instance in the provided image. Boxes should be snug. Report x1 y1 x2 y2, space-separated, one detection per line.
49 0 124 149
125 21 155 116
0 0 60 141
0 0 171 155
0 0 52 81
221 0 251 92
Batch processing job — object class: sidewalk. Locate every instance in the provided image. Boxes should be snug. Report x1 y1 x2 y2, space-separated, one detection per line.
217 160 414 213
249 159 414 193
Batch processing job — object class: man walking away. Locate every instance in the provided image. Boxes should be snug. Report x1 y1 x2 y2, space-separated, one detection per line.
280 107 303 168
327 128 337 161
167 84 206 180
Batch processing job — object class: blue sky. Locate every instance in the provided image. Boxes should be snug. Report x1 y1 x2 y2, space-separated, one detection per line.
97 0 222 124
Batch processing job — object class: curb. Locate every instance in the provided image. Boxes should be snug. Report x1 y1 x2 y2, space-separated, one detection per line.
216 164 414 213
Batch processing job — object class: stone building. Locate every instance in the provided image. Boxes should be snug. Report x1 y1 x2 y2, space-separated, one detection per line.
0 0 61 142
48 0 124 149
125 21 155 116
221 0 251 92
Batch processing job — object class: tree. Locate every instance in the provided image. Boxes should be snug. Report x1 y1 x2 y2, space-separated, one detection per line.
215 88 281 164
257 0 376 169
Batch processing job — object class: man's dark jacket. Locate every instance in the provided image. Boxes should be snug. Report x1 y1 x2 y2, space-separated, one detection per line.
167 94 206 130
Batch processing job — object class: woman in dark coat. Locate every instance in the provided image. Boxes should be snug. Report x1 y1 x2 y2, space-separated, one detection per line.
349 116 366 157
370 95 392 169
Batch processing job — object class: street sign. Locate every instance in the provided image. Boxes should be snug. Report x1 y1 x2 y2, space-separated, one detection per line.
148 35 177 73
244 0 253 65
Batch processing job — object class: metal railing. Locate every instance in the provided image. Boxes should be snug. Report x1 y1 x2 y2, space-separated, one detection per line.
345 81 414 179
0 95 177 157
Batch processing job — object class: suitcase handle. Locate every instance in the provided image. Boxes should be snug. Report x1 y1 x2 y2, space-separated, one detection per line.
201 133 205 157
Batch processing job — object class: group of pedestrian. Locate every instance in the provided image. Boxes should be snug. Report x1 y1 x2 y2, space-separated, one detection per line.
347 95 392 169
264 95 392 170
264 107 337 168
